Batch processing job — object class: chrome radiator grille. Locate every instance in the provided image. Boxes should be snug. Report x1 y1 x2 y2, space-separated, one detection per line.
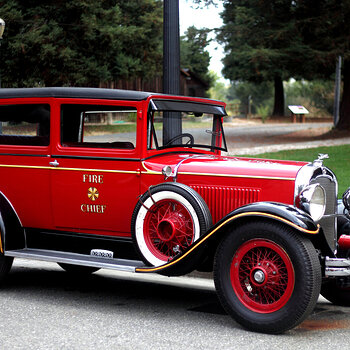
310 175 337 251
191 185 261 224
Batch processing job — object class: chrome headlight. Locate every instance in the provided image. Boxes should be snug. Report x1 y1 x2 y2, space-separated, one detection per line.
162 165 173 180
297 184 326 222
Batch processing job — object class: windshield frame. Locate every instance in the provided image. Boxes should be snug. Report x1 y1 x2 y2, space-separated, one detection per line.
147 99 228 153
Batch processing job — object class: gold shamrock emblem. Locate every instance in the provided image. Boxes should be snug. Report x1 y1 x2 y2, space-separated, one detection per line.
88 187 99 201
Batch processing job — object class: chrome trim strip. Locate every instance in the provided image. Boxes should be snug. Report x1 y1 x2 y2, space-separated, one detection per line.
52 155 140 162
0 153 50 157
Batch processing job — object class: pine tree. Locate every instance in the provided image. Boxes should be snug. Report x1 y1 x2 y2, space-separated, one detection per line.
180 26 213 87
0 0 163 87
218 0 308 116
295 0 350 129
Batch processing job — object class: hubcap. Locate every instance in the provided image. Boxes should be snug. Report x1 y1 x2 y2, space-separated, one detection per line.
144 199 194 261
253 269 265 284
157 219 176 241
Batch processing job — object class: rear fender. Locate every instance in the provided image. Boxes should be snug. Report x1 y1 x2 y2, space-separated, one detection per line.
0 192 25 253
136 202 319 276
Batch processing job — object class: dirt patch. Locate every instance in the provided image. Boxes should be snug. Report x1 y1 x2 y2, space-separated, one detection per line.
297 319 350 331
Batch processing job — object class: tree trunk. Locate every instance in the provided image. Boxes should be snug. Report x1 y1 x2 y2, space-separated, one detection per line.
337 59 350 130
272 75 285 117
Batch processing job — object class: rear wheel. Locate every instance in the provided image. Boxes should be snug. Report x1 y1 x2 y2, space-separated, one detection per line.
214 220 321 333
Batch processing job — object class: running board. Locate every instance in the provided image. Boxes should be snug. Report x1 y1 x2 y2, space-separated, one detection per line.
5 249 146 273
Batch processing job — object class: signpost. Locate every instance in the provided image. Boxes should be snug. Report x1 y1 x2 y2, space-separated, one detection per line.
288 105 309 123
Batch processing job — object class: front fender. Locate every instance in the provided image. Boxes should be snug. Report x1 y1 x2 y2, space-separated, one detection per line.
0 192 25 253
136 202 319 276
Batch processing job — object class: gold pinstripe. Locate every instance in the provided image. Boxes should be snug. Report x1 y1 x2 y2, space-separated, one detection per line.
0 164 139 174
0 231 3 254
0 162 294 180
141 161 295 181
135 211 320 273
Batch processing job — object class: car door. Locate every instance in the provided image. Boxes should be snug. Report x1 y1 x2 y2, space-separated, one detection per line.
50 100 142 237
0 101 53 229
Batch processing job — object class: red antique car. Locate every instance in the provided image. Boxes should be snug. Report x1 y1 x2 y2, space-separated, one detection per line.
0 87 349 333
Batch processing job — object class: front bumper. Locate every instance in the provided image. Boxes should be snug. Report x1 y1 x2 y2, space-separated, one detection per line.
325 257 350 277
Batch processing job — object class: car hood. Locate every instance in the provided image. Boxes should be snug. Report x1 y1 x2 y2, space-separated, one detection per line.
142 153 308 180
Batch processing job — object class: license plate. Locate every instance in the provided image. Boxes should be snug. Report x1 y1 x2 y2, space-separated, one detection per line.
90 249 114 259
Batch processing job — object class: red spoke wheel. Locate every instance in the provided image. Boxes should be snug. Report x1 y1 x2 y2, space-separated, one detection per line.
214 220 321 334
231 239 295 313
143 199 195 261
132 183 212 267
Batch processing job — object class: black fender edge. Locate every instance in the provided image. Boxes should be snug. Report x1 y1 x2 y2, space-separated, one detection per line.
0 191 25 253
135 202 319 276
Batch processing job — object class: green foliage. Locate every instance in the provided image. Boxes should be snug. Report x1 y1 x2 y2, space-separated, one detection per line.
218 1 303 83
180 26 213 87
191 0 217 6
225 79 333 118
228 81 273 115
244 145 350 197
217 1 310 116
255 104 271 123
0 0 163 87
208 71 229 101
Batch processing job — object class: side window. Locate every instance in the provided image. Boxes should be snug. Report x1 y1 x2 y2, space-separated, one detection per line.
61 104 137 149
0 104 50 146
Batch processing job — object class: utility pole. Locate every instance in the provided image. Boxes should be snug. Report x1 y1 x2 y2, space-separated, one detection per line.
0 18 5 89
163 0 182 144
333 56 342 127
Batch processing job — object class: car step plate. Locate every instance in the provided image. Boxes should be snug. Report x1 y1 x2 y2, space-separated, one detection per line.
5 248 145 273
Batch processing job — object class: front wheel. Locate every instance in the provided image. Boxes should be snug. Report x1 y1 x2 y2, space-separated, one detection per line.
214 220 321 334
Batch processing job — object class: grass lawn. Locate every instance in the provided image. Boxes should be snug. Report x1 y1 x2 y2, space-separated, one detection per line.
242 145 350 197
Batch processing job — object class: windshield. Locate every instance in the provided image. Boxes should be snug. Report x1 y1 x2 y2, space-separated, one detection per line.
147 100 227 152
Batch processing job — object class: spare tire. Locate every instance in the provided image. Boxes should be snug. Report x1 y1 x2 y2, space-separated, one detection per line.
131 183 212 266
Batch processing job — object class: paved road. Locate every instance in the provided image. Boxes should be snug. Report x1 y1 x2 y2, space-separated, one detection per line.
87 121 350 155
223 121 350 155
0 259 349 350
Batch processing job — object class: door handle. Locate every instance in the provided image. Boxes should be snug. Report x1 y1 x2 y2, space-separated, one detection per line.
49 160 59 167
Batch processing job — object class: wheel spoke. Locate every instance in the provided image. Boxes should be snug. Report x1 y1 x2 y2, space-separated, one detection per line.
143 198 195 261
231 238 295 313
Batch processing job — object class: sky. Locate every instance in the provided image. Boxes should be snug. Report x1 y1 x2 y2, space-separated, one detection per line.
179 0 225 80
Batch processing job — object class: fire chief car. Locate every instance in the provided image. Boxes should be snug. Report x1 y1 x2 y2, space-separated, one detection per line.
0 87 349 333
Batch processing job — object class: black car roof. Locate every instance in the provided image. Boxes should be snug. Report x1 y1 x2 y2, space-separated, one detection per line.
0 87 153 101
